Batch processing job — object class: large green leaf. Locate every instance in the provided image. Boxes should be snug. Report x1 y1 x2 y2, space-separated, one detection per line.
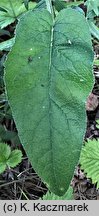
5 8 94 196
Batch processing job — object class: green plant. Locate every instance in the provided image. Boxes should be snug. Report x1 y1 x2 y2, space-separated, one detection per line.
85 0 99 16
80 139 99 188
0 0 94 198
0 0 37 29
52 0 84 12
0 0 37 51
0 142 22 173
0 38 15 51
42 186 73 200
96 119 99 129
0 0 98 51
53 0 99 40
85 0 99 40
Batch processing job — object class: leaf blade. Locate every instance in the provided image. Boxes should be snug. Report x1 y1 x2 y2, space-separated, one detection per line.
7 149 22 168
5 8 94 196
0 142 11 162
0 38 15 51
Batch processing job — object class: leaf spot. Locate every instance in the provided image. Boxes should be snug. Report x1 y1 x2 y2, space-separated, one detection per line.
60 187 64 191
68 40 72 45
28 56 33 63
41 84 44 87
30 48 33 51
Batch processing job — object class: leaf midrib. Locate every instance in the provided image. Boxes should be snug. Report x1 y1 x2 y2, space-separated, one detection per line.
48 19 59 189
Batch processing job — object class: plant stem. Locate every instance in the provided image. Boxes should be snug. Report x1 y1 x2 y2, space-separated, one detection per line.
46 0 54 19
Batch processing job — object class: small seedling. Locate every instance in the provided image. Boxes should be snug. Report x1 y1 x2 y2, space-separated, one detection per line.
80 140 99 188
96 120 99 129
0 142 22 173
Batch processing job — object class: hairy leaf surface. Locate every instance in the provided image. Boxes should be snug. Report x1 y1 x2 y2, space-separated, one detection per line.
5 8 94 195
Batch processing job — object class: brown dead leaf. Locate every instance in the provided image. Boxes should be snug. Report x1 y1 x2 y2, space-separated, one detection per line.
86 93 99 111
